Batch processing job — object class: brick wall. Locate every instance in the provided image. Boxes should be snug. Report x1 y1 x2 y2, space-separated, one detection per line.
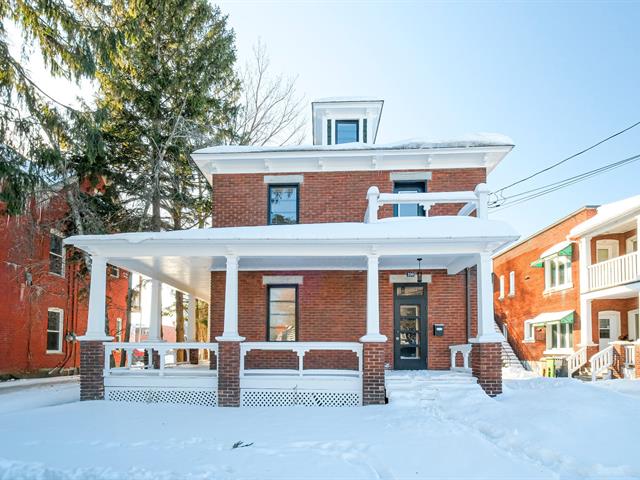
211 168 486 227
493 208 597 364
210 268 475 370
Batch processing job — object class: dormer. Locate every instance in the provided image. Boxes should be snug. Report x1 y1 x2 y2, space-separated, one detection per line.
311 97 384 146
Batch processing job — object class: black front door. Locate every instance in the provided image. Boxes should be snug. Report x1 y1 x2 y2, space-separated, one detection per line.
393 284 428 370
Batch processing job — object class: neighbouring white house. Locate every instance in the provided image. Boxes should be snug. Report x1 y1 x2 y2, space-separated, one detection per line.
65 97 519 407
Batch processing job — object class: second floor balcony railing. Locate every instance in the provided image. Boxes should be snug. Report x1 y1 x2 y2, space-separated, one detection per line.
588 251 640 291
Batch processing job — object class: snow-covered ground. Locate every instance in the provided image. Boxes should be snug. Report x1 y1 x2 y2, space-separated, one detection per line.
0 374 638 479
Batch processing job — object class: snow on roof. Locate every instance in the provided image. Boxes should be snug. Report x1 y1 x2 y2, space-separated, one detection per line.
312 96 383 103
570 194 640 237
66 216 518 246
193 133 515 156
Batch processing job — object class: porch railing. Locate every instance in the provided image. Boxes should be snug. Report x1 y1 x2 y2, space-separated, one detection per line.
567 347 587 377
449 344 472 371
624 344 636 368
104 342 218 377
239 342 363 377
590 345 614 381
588 251 639 291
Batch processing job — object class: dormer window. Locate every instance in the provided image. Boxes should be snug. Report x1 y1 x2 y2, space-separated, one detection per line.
335 120 359 144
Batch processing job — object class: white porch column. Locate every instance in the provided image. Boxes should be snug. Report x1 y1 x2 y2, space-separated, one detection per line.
216 255 245 341
80 255 112 340
578 236 592 294
187 295 197 342
473 252 502 342
360 254 387 342
580 297 595 347
148 279 163 341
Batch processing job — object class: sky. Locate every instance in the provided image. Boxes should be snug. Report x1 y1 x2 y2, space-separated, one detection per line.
22 0 640 238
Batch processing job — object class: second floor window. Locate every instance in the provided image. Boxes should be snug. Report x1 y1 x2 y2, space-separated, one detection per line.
393 181 426 217
544 256 572 291
49 232 64 276
335 120 359 144
269 185 298 225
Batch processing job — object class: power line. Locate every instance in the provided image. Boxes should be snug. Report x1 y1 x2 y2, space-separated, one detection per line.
490 153 640 212
491 120 640 200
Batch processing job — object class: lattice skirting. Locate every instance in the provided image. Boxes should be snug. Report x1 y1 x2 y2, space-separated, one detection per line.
106 387 217 407
241 389 361 407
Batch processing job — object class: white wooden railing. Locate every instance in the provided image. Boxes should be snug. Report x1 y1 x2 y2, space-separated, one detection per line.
239 342 363 378
590 345 614 381
365 183 489 223
104 342 218 377
567 347 587 377
624 344 636 368
449 344 472 370
588 251 639 291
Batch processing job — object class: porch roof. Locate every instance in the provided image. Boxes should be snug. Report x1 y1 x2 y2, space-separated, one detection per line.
65 216 518 301
570 194 640 237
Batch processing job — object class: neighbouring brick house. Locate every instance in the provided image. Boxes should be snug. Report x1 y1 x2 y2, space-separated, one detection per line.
0 187 129 378
494 195 640 379
66 97 519 406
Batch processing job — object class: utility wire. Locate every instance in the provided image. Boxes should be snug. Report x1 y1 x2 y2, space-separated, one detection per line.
491 120 640 200
490 153 640 212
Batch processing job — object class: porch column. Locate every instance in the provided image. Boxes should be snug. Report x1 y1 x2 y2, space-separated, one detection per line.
360 254 387 405
216 255 244 407
579 297 596 350
187 295 199 364
470 252 503 397
148 279 163 341
79 255 113 401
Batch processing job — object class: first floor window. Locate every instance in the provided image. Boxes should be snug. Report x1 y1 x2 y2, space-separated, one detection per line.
269 184 298 225
546 322 573 350
268 286 297 341
544 256 572 290
47 308 63 352
49 231 64 276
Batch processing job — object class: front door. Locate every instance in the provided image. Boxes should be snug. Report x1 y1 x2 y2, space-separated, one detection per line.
394 284 428 369
598 312 621 350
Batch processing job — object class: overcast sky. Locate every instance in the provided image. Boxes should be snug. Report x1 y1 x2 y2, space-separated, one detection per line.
21 1 640 238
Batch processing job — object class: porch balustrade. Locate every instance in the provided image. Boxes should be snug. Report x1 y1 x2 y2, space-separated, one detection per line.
624 344 636 368
567 347 587 377
590 345 614 381
104 342 218 376
587 251 639 291
449 344 472 371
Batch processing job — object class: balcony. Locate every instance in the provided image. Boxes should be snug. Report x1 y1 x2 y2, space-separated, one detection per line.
587 251 640 291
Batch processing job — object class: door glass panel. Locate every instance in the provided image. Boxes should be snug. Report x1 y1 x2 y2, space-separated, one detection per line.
400 346 418 358
400 331 419 344
400 319 419 330
400 305 420 317
396 286 425 297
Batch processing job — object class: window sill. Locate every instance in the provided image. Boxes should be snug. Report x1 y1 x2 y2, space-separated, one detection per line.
48 272 65 278
46 350 63 355
508 293 515 298
522 339 536 344
543 284 573 295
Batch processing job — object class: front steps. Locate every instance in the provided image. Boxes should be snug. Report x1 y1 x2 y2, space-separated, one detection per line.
494 322 526 372
385 370 481 406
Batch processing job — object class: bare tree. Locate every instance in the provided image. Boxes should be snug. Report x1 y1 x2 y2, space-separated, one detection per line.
229 41 306 146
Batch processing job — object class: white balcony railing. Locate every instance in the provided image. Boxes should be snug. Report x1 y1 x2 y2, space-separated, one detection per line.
365 183 490 223
588 251 639 291
104 342 218 377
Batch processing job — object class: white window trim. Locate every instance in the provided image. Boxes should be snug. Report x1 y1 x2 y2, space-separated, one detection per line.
46 308 64 354
49 229 65 277
498 275 505 300
264 175 304 185
523 319 536 343
263 275 303 285
108 265 120 278
116 317 123 342
508 271 515 297
628 309 639 341
390 172 432 182
543 256 573 294
626 235 637 254
545 321 573 351
595 239 619 262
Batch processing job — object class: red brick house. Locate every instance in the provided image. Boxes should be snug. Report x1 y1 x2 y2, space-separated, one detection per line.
0 188 129 378
494 196 640 379
65 97 519 406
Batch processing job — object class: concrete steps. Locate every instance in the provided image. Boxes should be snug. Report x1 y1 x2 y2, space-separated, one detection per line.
495 322 526 371
385 370 481 406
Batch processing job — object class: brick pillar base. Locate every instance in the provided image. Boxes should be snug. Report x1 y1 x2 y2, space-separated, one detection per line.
362 342 386 405
218 341 241 407
471 342 502 397
80 340 106 401
189 349 199 365
612 342 626 379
